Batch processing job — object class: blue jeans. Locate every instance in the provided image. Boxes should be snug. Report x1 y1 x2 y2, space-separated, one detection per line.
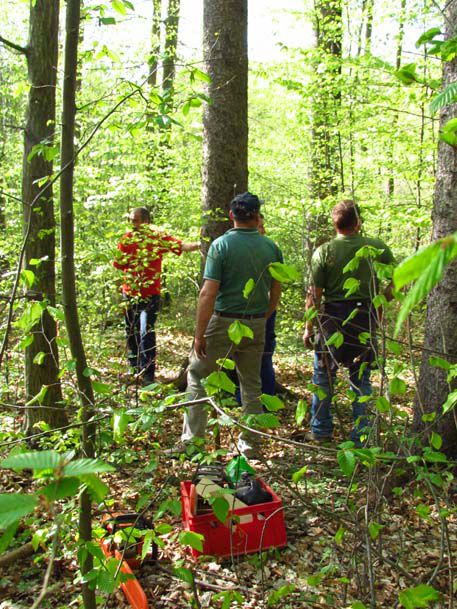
311 353 371 443
124 295 160 381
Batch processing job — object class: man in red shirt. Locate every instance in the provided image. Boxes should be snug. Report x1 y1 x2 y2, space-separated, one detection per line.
114 207 199 384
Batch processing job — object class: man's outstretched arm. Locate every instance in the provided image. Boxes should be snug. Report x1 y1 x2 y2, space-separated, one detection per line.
194 279 220 359
182 242 200 252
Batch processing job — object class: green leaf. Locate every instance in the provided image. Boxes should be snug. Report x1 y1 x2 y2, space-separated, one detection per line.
243 278 255 299
416 503 431 520
291 465 308 484
337 449 355 477
375 396 391 413
389 377 407 396
423 450 447 464
368 522 384 540
40 477 80 501
0 522 19 553
343 277 360 297
393 241 441 289
191 68 211 83
268 262 300 283
210 496 230 523
430 432 442 450
179 530 204 552
25 384 49 406
252 413 280 428
442 389 457 414
351 603 368 609
228 320 254 345
267 584 296 606
111 0 127 15
395 63 420 85
20 269 36 288
260 394 284 412
0 494 38 529
416 27 441 47
1 450 63 471
62 459 114 477
112 409 132 442
80 474 110 501
430 82 457 114
295 399 308 425
15 301 46 333
428 356 451 370
203 371 236 395
92 380 111 394
325 331 344 349
174 566 194 584
334 526 345 545
216 357 235 370
33 351 46 366
399 584 440 609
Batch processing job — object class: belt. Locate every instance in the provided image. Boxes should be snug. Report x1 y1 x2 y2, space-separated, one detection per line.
214 311 265 320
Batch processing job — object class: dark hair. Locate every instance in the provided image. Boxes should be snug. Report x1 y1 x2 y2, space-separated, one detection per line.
331 200 361 231
131 207 151 223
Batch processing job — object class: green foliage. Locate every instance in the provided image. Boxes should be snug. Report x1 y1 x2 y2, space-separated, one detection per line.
260 394 284 412
203 371 236 396
337 449 355 477
228 320 254 345
267 584 296 606
393 233 457 333
0 494 38 530
399 584 440 609
178 530 204 553
295 399 308 425
268 262 300 283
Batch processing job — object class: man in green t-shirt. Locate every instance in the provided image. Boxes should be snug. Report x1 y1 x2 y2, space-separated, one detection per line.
179 192 283 459
303 200 394 445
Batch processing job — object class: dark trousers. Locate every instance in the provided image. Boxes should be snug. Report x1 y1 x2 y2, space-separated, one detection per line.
124 295 160 381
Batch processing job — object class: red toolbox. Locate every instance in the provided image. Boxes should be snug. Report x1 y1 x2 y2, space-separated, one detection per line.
180 479 287 558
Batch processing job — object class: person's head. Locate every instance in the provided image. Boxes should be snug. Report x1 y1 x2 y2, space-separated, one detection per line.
130 206 150 229
229 192 262 226
331 200 361 233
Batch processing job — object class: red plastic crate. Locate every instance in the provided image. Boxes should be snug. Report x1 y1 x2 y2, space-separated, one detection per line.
180 479 287 558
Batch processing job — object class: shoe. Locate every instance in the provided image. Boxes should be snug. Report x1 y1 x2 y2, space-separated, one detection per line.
301 431 333 444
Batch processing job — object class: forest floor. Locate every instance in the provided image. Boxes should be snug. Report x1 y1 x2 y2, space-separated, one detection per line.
0 310 456 609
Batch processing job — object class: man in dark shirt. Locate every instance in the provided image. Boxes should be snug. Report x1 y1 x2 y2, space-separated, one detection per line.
181 192 283 459
303 200 395 445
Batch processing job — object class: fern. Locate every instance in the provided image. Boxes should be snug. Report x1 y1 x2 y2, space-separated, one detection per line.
430 81 457 114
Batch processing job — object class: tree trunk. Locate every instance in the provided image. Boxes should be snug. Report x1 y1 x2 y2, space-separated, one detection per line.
148 0 162 87
22 0 66 433
201 0 248 259
413 5 457 456
60 2 96 608
309 0 343 205
162 0 180 92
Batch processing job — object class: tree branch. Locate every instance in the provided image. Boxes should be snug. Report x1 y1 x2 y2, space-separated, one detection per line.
0 35 28 55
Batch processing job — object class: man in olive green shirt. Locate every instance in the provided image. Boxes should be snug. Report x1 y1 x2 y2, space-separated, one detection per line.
303 200 394 445
180 192 283 459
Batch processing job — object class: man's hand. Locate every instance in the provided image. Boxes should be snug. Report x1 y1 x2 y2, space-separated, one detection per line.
303 326 314 349
194 336 207 359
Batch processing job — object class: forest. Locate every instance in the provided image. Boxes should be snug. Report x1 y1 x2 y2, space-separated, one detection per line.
1 0 457 608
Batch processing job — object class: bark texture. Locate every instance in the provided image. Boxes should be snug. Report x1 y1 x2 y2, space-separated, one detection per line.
148 0 162 87
22 0 65 432
60 2 96 607
310 0 343 203
201 0 248 258
162 0 180 92
414 4 457 456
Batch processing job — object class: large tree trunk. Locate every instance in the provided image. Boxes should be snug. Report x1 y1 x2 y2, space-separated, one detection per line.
413 5 457 457
60 2 96 608
22 0 66 433
201 0 248 258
